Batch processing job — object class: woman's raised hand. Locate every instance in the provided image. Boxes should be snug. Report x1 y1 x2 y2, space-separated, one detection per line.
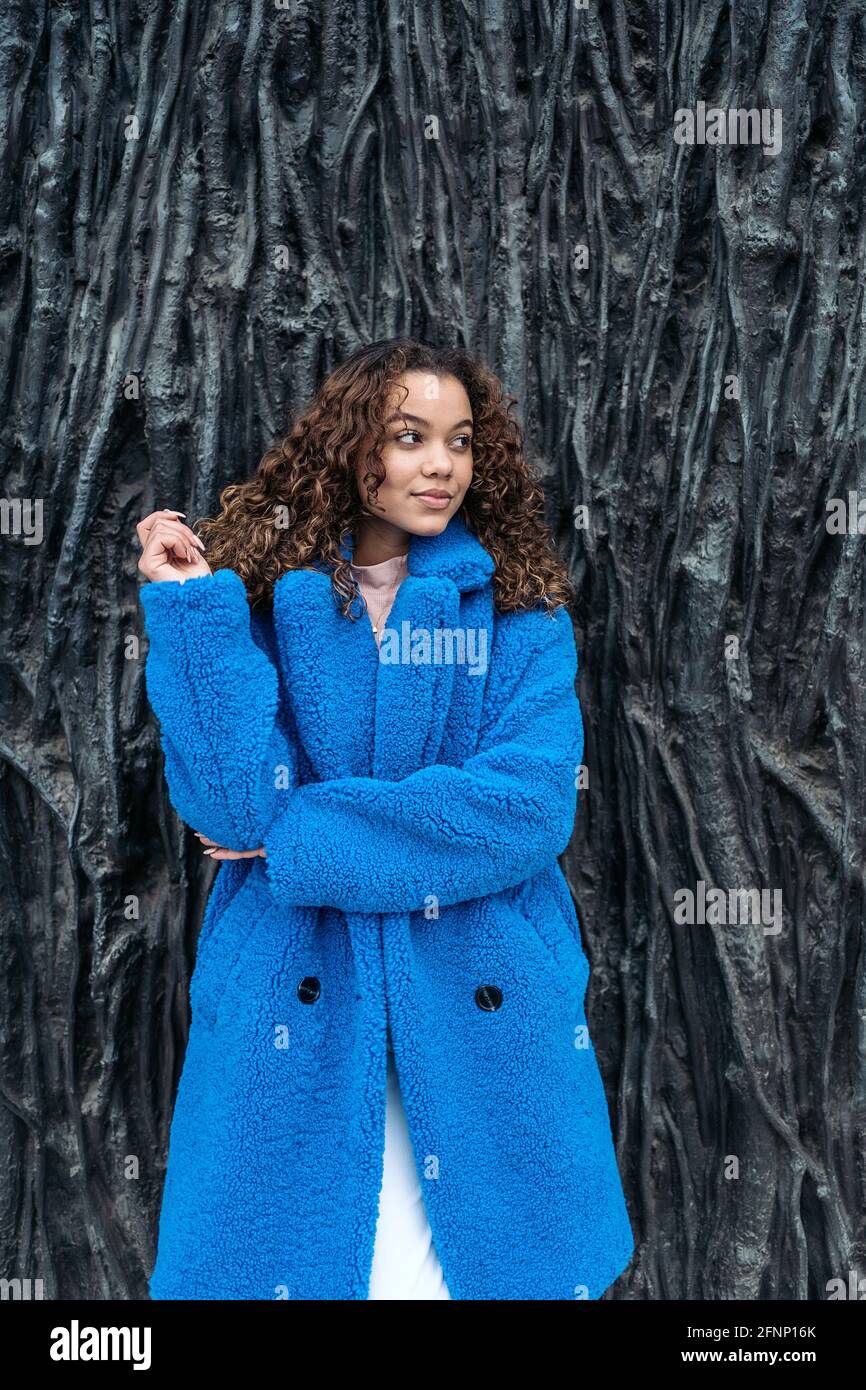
136 509 212 583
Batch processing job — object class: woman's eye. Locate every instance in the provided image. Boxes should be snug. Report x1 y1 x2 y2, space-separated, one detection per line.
394 429 472 448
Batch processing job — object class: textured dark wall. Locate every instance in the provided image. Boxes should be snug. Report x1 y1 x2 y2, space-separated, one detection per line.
0 1 864 1300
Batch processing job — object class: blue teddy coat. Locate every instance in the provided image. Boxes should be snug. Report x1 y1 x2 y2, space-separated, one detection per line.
140 513 635 1300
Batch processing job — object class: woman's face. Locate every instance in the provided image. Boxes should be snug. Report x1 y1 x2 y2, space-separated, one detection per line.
355 371 474 538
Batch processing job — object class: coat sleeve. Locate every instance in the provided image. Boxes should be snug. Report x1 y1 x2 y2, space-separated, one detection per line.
139 569 297 850
260 605 583 912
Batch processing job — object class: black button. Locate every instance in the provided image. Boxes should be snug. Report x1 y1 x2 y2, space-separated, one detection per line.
297 976 320 1004
475 984 502 1011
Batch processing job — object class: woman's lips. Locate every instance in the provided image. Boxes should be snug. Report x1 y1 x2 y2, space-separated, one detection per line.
413 493 452 509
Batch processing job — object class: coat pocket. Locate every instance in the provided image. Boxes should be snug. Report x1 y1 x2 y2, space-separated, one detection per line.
513 867 591 1005
190 863 264 1030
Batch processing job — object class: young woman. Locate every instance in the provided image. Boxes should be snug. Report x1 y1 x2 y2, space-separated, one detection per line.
137 338 635 1301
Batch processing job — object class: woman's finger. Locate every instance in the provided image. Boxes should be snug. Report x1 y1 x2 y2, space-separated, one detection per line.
136 512 203 554
144 518 204 557
141 519 189 552
136 510 187 547
201 845 265 860
142 520 202 565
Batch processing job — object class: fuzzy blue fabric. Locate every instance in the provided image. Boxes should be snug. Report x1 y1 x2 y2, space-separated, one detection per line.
140 513 635 1300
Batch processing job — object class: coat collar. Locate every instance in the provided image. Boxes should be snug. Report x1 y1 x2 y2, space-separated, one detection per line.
271 513 494 784
337 512 494 594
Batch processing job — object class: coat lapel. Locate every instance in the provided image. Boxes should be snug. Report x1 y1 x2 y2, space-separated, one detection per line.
372 574 459 780
272 568 380 780
272 515 495 785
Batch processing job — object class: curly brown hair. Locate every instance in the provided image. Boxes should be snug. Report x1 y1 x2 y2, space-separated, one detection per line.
196 339 574 617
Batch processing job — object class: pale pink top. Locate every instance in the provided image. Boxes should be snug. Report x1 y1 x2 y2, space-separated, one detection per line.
350 552 409 648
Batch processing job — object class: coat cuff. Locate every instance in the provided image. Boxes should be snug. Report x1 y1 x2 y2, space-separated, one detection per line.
262 788 362 908
261 793 309 903
140 567 249 629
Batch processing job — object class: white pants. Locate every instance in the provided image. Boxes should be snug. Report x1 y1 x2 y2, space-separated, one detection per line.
367 1049 452 1300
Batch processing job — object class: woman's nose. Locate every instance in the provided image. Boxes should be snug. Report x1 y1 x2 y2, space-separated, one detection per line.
421 446 454 474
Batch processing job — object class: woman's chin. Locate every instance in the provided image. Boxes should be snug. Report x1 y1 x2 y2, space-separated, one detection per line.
403 508 458 537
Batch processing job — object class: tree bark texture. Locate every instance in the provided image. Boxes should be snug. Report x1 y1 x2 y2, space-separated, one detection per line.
0 0 864 1300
